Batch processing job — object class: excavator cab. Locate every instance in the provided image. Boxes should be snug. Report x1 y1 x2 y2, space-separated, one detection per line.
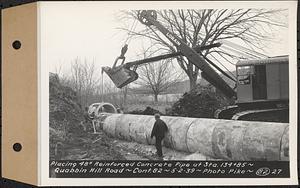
236 56 289 104
102 65 138 88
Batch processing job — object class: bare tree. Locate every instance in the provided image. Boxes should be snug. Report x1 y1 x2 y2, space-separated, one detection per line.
81 59 98 107
53 63 72 86
69 58 84 106
68 58 100 108
136 46 184 102
120 9 287 90
53 58 128 109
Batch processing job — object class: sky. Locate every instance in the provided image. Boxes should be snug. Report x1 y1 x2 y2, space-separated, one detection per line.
40 2 289 79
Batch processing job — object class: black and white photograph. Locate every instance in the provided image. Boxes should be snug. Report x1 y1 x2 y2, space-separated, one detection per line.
41 1 297 185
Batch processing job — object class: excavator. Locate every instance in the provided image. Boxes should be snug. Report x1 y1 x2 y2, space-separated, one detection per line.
102 10 289 123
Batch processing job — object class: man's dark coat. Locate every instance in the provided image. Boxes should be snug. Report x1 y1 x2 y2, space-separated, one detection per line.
151 119 168 139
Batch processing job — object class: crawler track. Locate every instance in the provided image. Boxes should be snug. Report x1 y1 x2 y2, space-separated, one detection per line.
232 108 289 122
215 106 289 123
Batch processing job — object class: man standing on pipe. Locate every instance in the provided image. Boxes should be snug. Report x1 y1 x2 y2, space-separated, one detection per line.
151 113 169 158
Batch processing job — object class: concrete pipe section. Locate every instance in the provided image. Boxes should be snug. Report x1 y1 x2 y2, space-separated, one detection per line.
88 103 117 118
97 113 289 161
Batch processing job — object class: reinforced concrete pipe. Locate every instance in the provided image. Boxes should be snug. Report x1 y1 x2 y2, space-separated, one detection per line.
98 114 289 161
88 103 117 118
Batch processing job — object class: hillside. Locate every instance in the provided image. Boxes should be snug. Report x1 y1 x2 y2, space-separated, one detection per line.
49 73 125 161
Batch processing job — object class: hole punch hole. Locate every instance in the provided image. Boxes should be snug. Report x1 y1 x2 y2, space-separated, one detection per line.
13 143 22 152
12 40 21 50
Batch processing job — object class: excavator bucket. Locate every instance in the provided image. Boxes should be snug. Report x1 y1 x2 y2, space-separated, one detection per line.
102 65 138 88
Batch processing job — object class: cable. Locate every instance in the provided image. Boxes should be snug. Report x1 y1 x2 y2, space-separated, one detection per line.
227 44 261 59
221 45 253 59
101 70 104 102
221 40 269 58
211 49 237 66
201 54 236 82
208 53 237 81
232 41 268 58
123 18 138 45
222 42 259 59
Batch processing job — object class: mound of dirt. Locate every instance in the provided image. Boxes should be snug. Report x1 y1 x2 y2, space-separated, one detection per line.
49 73 84 132
128 106 163 115
169 84 233 118
49 73 125 160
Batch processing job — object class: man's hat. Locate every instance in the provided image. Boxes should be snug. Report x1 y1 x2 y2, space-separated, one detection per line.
154 113 160 118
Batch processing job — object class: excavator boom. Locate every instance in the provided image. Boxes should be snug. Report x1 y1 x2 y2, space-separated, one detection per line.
104 10 236 99
102 43 229 88
136 10 236 98
124 43 221 68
